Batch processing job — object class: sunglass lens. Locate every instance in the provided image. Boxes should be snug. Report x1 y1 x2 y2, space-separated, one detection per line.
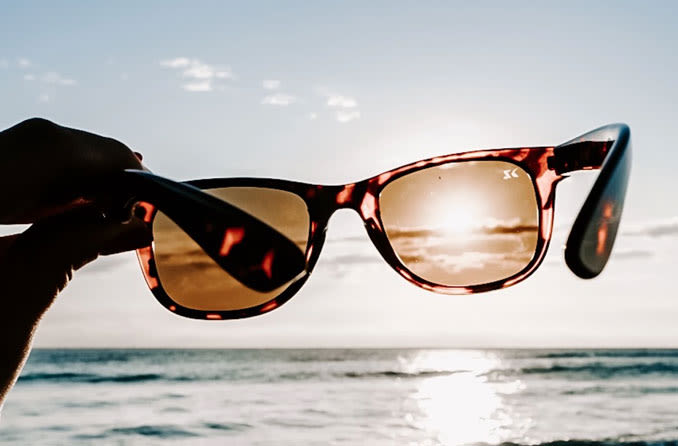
379 160 540 287
151 187 310 311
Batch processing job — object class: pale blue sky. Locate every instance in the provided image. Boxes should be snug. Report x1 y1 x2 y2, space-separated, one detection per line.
1 1 677 347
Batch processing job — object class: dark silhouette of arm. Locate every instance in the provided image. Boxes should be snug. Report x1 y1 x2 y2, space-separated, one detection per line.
0 118 151 409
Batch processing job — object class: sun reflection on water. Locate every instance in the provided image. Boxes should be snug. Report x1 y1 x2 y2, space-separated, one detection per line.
403 350 525 445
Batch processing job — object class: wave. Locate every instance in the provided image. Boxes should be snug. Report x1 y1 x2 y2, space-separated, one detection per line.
203 422 252 432
108 425 198 438
19 359 678 385
492 441 678 446
18 368 472 384
73 425 199 440
289 355 349 363
561 385 678 396
18 372 167 384
537 350 678 359
519 362 678 377
342 369 468 379
340 362 678 380
19 370 299 384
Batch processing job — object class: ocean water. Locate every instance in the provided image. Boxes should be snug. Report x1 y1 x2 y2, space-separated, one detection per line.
1 349 678 445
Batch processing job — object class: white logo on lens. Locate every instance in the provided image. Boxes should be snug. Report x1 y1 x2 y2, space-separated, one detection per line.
503 168 519 180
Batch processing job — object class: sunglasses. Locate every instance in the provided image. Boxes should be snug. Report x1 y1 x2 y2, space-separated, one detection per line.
121 123 631 320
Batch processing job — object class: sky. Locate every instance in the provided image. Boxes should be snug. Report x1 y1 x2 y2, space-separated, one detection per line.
1 1 677 348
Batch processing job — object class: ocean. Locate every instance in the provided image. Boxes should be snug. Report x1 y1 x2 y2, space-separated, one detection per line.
1 349 677 445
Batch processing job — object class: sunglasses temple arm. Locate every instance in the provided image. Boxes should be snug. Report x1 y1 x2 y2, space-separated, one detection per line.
552 123 632 278
112 169 306 292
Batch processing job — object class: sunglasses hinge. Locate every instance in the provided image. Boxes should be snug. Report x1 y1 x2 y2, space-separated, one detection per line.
549 140 611 175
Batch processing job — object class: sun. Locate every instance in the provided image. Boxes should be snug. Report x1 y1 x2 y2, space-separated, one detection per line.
437 198 479 235
441 208 475 234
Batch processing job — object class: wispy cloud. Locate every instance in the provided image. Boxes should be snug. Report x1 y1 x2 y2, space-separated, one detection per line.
16 59 77 104
42 72 76 86
624 217 678 238
262 79 281 90
308 112 318 120
327 94 357 108
23 71 77 86
321 90 361 122
261 93 297 106
160 57 234 92
544 247 652 267
160 57 192 69
184 62 232 80
335 110 361 123
183 81 212 92
612 249 654 260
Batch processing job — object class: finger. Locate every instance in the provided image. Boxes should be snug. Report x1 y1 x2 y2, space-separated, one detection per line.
0 118 143 224
0 234 20 249
99 217 152 256
2 208 151 319
0 234 20 263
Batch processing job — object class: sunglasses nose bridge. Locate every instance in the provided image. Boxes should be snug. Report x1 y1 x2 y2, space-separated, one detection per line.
331 181 369 211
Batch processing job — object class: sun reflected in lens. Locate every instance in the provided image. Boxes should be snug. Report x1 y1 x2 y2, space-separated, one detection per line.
403 351 523 445
380 160 540 286
439 199 479 236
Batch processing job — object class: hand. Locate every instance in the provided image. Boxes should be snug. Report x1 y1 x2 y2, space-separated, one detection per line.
0 118 152 408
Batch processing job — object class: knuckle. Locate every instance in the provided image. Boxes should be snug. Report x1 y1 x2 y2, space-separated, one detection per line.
99 137 140 169
17 117 60 134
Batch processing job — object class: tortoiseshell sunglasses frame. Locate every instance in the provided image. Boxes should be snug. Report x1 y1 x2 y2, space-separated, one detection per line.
130 123 631 320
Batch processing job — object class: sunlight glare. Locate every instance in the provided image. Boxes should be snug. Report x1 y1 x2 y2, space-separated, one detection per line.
436 197 481 237
405 350 518 445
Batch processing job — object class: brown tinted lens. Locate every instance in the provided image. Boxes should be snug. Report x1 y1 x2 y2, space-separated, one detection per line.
152 187 309 311
379 161 539 287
